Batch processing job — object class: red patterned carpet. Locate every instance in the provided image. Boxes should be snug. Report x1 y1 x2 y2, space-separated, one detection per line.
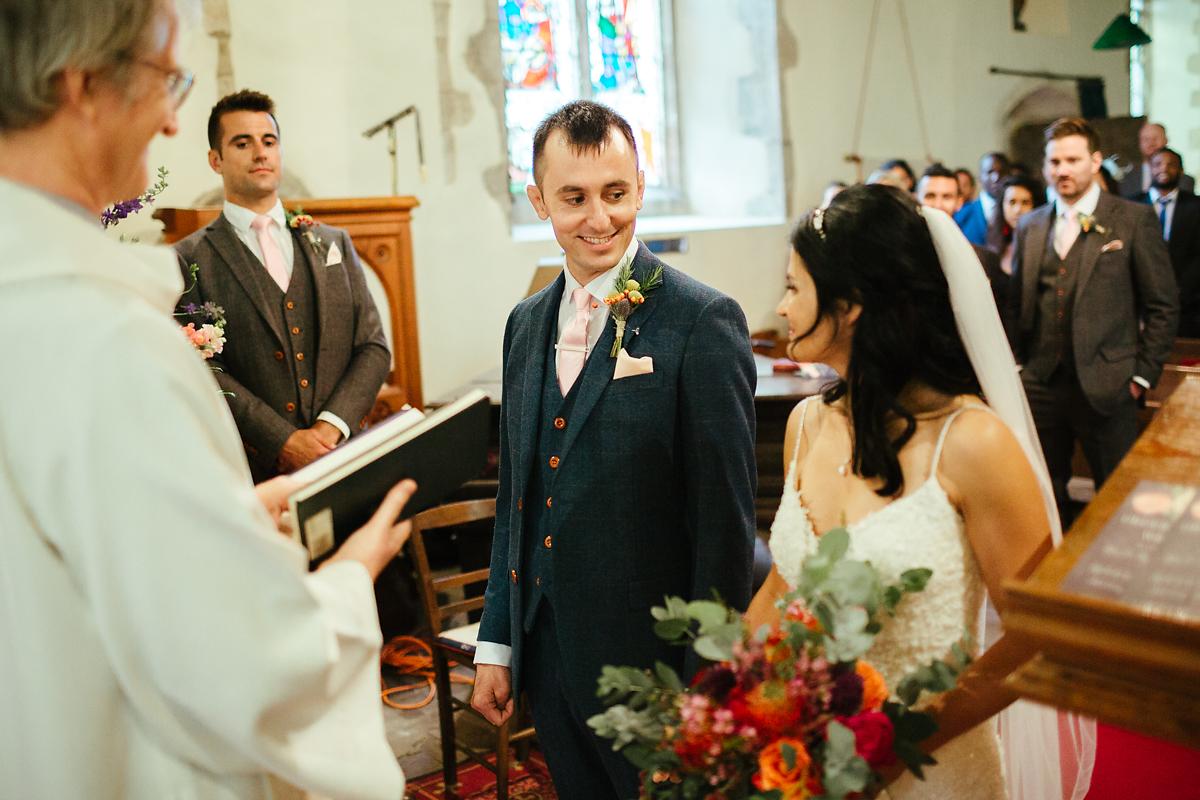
406 749 558 800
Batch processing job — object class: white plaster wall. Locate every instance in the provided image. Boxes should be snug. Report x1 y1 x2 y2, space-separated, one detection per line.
149 0 1130 400
1147 0 1200 174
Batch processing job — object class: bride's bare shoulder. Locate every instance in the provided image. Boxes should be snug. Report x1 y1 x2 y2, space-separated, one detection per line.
938 401 1031 484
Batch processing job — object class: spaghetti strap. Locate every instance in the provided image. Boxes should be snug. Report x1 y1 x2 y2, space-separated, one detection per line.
785 396 816 482
929 402 993 475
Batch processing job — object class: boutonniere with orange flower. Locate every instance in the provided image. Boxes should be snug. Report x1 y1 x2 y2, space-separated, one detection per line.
605 261 663 357
285 207 326 257
1078 212 1107 235
589 528 971 799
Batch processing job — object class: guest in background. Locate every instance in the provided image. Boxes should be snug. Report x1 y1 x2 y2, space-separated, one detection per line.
1137 147 1200 337
821 179 847 208
955 166 977 202
1119 122 1195 199
879 158 916 192
1010 117 1177 518
0 1 415 796
175 90 390 483
918 164 1009 319
1098 162 1121 195
955 151 1010 246
986 174 1044 277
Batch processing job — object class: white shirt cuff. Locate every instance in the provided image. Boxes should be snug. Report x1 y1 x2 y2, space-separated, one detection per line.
1132 375 1151 391
316 411 351 441
473 641 513 667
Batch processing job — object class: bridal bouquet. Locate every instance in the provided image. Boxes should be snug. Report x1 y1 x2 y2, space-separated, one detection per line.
588 529 970 799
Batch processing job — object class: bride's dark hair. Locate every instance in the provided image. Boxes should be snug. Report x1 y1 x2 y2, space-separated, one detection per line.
790 183 980 497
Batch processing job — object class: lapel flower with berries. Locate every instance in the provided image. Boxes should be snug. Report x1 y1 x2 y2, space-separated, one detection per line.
285 207 326 258
604 260 663 357
1077 212 1107 235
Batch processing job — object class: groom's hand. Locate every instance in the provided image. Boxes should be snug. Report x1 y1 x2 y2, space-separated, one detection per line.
471 664 514 726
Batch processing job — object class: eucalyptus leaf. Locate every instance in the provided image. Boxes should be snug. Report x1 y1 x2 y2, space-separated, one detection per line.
687 599 730 632
819 527 851 560
826 561 880 607
654 660 684 692
653 618 692 642
900 568 932 592
693 632 735 662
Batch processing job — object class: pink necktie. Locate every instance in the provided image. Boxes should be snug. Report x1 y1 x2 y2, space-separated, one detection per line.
250 214 290 291
1054 208 1079 259
557 288 592 396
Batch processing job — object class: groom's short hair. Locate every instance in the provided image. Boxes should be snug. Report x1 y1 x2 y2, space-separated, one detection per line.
530 100 638 186
207 89 280 152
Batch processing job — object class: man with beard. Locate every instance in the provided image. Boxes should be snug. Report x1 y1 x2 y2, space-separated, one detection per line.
956 151 1010 246
1010 118 1177 517
1137 147 1200 336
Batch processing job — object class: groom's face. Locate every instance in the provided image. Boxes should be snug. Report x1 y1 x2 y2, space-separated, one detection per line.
526 127 645 283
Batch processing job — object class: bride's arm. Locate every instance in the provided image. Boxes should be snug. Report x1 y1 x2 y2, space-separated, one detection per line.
898 408 1054 757
744 399 812 632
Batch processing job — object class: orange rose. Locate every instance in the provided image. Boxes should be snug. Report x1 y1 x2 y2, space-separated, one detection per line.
754 737 812 799
856 661 888 711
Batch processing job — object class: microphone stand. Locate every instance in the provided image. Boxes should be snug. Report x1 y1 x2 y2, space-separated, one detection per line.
362 105 426 195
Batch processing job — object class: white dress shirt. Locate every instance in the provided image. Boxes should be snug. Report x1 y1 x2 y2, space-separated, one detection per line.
474 237 640 670
223 199 295 279
980 190 998 224
1149 186 1179 241
222 199 350 440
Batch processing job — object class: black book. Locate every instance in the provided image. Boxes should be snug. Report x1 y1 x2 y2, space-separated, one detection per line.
287 389 491 561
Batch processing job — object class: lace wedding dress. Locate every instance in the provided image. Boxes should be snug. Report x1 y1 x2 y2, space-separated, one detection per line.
769 398 1007 800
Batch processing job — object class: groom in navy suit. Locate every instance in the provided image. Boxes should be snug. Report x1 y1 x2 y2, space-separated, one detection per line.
470 101 757 798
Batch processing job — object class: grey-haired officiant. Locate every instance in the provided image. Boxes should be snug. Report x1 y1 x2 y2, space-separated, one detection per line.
470 100 758 799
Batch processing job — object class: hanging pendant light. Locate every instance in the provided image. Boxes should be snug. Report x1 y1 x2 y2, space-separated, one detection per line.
1092 14 1152 49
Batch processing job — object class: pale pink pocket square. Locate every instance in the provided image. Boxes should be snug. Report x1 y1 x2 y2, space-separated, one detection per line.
1100 240 1124 254
613 348 654 380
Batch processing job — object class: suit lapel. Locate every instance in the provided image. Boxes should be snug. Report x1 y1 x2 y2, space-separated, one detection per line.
207 215 287 347
1074 192 1116 298
1020 206 1052 331
559 245 665 460
513 275 564 492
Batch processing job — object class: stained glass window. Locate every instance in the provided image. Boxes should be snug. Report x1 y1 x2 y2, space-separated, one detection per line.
499 0 671 196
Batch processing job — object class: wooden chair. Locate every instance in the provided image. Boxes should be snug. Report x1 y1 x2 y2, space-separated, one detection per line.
407 498 535 799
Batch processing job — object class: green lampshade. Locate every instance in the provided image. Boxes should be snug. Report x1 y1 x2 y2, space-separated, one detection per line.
1093 14 1152 49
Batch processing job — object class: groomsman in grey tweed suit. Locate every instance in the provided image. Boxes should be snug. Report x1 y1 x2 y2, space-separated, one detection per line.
470 101 757 799
1011 117 1177 515
175 90 389 483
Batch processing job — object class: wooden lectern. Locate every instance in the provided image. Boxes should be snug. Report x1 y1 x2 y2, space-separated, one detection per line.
1004 377 1200 748
155 196 423 411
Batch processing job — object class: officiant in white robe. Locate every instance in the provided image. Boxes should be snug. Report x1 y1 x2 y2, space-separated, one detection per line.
0 2 410 798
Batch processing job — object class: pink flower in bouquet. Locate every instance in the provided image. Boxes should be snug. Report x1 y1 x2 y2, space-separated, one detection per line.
840 710 896 768
753 737 813 799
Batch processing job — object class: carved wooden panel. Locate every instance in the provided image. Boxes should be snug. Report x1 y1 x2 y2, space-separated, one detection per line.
155 196 423 409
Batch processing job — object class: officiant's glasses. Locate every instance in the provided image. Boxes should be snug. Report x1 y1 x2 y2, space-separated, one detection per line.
129 59 194 109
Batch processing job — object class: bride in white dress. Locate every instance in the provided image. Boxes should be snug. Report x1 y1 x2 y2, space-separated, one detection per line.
745 185 1093 799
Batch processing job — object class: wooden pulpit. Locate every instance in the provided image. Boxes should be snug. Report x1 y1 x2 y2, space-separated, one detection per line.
155 196 423 411
1003 376 1200 748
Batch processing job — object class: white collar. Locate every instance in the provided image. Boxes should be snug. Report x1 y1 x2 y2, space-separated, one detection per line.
1149 187 1179 204
562 238 640 303
0 177 181 310
1055 180 1101 218
223 198 286 233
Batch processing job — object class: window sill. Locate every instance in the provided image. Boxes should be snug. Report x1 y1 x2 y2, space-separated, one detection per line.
511 214 788 243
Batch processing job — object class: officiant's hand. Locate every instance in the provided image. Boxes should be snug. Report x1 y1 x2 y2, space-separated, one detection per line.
471 665 514 726
277 428 335 473
324 479 417 580
254 475 299 536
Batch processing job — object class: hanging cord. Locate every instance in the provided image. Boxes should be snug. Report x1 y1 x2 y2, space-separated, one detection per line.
894 0 934 164
379 635 475 711
847 0 882 181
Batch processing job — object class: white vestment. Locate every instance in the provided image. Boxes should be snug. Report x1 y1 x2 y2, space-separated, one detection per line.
0 178 404 799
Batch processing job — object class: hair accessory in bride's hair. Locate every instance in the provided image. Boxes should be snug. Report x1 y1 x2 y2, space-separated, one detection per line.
811 207 826 240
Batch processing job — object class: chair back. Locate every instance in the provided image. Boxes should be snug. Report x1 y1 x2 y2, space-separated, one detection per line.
407 498 497 636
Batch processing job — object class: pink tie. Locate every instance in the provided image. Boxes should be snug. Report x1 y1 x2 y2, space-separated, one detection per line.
250 214 290 291
1054 208 1079 260
557 288 592 396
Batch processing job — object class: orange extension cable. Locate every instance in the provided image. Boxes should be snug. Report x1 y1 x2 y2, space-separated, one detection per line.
379 636 475 711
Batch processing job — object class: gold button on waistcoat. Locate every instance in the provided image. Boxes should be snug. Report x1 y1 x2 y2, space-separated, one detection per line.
544 535 552 549
553 417 566 430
